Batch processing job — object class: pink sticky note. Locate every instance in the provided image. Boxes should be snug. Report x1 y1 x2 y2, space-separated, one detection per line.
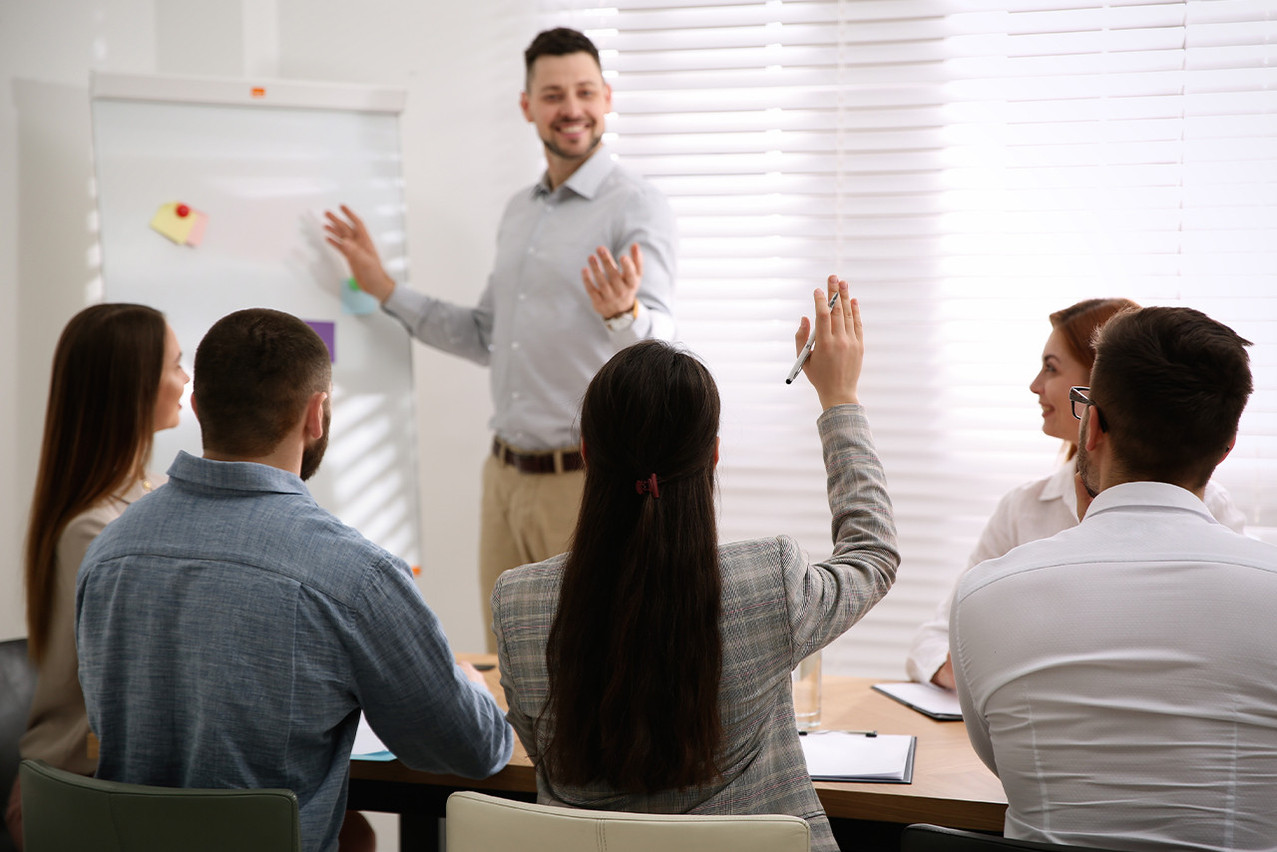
185 211 208 246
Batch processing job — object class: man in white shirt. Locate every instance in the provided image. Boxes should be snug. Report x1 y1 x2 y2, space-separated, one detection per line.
952 306 1277 851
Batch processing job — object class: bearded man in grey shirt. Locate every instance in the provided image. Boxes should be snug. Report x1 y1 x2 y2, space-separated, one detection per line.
325 28 676 644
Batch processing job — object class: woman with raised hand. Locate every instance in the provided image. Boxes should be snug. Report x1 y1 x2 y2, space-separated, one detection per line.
906 297 1246 690
6 304 187 848
492 277 898 852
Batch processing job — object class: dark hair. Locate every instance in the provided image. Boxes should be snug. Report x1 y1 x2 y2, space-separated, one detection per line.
193 309 331 457
1090 306 1252 489
1050 298 1142 373
524 27 601 90
25 303 166 663
541 340 723 793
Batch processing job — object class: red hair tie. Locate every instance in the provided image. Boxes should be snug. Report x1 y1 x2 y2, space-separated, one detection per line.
635 473 660 499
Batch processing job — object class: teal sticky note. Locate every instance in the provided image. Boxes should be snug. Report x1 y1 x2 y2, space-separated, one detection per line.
342 277 379 316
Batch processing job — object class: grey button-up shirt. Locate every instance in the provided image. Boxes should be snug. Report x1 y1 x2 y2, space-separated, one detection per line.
383 148 677 451
77 452 514 852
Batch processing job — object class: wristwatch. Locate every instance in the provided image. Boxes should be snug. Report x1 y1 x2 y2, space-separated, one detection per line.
603 301 639 332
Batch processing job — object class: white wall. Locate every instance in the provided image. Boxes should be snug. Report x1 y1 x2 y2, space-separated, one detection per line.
0 0 540 654
0 0 158 641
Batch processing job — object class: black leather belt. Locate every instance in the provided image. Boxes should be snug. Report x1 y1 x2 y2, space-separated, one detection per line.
492 438 584 475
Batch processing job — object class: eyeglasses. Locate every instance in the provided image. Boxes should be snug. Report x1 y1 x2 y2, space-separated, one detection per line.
1069 386 1094 421
1070 385 1109 431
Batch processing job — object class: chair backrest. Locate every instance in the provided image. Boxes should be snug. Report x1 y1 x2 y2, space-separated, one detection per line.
0 639 37 792
902 823 1126 852
19 760 301 852
0 638 37 852
446 790 811 852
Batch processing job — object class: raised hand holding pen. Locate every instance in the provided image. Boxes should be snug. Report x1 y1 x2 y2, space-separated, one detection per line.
792 275 862 410
786 288 838 385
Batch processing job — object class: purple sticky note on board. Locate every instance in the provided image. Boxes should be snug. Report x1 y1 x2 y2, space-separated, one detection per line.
305 320 336 362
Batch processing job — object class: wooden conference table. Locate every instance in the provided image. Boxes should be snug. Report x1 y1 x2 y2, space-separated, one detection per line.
347 654 1008 851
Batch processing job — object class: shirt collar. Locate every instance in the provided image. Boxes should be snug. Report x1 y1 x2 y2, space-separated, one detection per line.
1040 456 1079 515
165 450 310 498
1083 480 1217 523
534 147 615 201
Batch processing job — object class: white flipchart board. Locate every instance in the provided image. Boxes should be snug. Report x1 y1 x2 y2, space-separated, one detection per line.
90 73 422 566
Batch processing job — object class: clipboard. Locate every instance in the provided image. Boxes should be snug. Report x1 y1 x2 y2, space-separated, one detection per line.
800 731 916 784
872 682 963 722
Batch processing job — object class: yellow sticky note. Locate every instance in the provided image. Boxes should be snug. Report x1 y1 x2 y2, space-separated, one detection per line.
149 202 206 245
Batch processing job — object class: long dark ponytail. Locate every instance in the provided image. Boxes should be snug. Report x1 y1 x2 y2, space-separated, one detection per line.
540 340 723 792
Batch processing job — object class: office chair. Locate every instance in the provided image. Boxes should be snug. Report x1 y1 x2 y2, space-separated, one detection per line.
902 823 1126 852
446 790 811 852
20 759 301 852
0 639 37 852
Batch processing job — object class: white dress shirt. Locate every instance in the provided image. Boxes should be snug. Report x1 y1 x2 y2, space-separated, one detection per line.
906 461 1246 684
952 481 1277 851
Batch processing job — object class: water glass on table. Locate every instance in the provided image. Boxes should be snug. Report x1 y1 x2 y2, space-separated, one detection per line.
792 651 822 731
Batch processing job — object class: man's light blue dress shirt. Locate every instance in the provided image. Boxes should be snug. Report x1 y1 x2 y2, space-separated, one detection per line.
77 451 514 852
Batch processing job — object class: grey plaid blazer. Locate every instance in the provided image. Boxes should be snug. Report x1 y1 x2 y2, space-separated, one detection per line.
491 405 899 852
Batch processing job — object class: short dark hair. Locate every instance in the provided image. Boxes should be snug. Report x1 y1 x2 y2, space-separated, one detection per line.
1090 306 1252 489
524 27 601 90
193 308 331 457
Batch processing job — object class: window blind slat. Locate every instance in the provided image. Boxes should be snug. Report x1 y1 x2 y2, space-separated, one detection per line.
537 0 1277 681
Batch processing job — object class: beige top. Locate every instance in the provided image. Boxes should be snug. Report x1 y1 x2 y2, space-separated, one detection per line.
19 475 161 774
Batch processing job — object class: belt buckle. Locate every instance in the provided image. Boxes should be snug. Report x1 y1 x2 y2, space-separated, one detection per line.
495 438 573 475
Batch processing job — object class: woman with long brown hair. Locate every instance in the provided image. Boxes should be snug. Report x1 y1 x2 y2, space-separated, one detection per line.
4 303 187 847
906 297 1246 689
493 278 898 852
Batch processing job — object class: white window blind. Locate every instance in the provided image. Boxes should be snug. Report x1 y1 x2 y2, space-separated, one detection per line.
539 0 1277 679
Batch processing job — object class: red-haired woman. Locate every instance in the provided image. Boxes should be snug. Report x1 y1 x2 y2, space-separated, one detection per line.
907 298 1245 689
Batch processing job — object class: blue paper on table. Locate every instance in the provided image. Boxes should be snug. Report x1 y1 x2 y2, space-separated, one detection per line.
351 712 395 762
